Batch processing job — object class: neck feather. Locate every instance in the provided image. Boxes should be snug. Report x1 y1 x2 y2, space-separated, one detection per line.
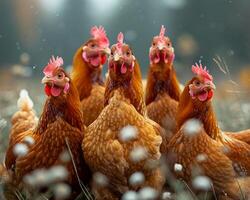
71 46 104 100
104 61 146 115
35 83 84 134
145 62 181 105
177 82 221 139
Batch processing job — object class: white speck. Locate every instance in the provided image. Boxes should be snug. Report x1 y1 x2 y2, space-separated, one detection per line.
49 165 68 181
192 176 211 190
119 125 138 142
24 169 48 187
138 187 158 200
174 163 183 172
183 119 202 136
53 183 71 199
59 150 71 162
196 154 207 162
162 192 172 199
13 143 28 157
23 136 35 145
122 191 138 200
93 172 108 186
20 53 30 64
129 172 145 186
130 146 148 162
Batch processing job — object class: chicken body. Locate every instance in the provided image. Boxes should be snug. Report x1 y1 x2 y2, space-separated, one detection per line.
146 26 181 143
168 125 250 199
167 66 250 199
71 47 105 126
146 64 180 141
71 26 109 126
83 89 163 199
83 34 164 199
5 60 90 198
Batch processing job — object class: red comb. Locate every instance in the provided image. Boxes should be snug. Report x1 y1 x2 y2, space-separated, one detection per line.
116 32 124 51
192 62 213 81
43 56 64 77
90 26 109 48
159 25 166 40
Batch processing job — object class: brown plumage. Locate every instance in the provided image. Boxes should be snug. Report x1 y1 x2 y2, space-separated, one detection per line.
83 35 164 200
167 66 250 199
145 63 181 142
5 58 90 198
71 26 110 126
146 26 181 145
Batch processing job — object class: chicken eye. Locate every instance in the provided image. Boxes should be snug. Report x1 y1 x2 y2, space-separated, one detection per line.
194 80 201 87
126 51 130 56
152 42 156 46
90 43 97 48
167 43 171 47
111 52 114 56
57 73 64 79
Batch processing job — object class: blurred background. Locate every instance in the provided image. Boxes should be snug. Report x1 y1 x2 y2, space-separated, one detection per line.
0 0 250 160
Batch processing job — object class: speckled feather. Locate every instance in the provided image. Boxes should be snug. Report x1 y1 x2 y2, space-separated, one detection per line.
83 60 164 199
72 43 105 126
145 62 181 149
83 90 164 198
5 78 90 196
167 126 249 199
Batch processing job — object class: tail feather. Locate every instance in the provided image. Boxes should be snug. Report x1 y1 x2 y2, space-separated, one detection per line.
10 90 37 137
226 130 250 145
17 89 34 112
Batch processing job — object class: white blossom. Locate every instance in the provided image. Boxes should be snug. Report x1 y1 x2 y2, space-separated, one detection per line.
192 176 211 190
183 119 202 136
129 172 145 186
119 125 138 142
13 143 28 157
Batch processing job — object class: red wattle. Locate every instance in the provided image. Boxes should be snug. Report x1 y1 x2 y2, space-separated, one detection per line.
207 90 214 100
101 55 107 65
44 85 51 96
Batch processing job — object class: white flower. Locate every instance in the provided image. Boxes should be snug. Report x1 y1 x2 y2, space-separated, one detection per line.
13 143 28 157
59 150 71 162
174 163 183 172
192 176 211 190
93 172 108 186
122 191 138 200
130 146 148 163
183 119 202 136
53 183 71 199
49 165 68 181
119 125 138 142
138 187 158 200
162 192 172 199
129 172 145 186
23 136 35 145
196 154 207 162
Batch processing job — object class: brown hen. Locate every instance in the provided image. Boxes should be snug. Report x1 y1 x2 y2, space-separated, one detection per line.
71 26 110 126
146 25 181 144
4 56 90 198
83 33 164 200
167 63 250 199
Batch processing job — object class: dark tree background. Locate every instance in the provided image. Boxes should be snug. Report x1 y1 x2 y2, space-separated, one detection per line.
0 0 250 77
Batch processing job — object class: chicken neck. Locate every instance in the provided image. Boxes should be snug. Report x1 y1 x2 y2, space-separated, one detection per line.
72 47 104 100
146 62 180 105
35 84 84 134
